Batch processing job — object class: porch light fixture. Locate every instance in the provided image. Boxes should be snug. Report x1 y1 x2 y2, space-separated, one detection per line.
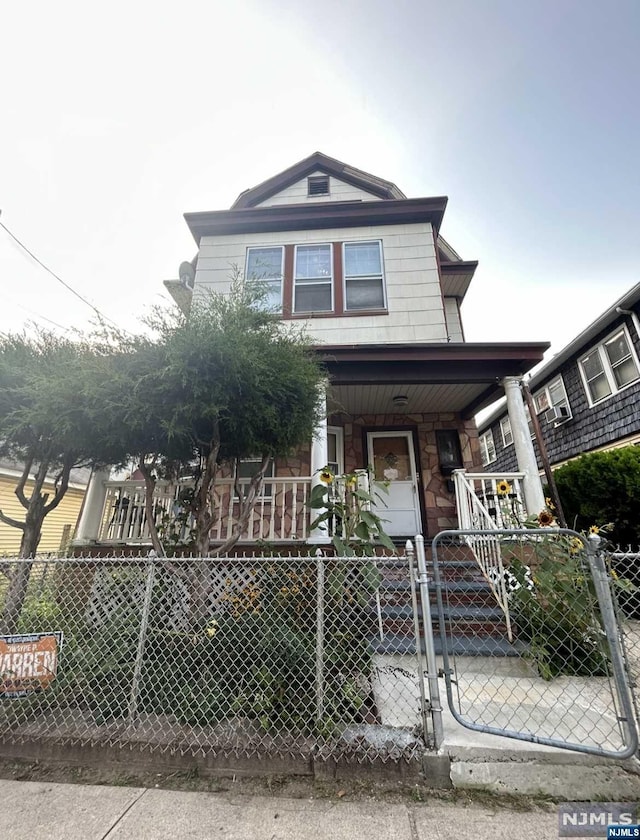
392 394 408 408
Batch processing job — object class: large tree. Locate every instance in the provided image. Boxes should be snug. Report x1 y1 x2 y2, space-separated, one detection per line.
0 331 120 632
92 285 325 558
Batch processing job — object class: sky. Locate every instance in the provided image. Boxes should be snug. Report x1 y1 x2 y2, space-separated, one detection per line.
1 0 639 369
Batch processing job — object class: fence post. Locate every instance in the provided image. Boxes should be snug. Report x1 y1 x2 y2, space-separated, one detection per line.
127 554 156 725
406 540 431 746
415 534 444 750
315 547 325 725
586 534 638 755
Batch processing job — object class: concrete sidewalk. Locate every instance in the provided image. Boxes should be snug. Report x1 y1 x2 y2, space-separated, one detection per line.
1 778 558 839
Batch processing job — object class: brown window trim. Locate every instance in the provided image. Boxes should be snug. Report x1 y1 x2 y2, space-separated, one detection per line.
280 240 386 320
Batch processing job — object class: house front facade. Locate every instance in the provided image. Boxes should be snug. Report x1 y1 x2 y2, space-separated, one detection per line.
478 283 640 476
77 153 549 547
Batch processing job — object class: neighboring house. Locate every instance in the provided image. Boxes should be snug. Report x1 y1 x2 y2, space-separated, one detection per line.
0 460 89 555
477 283 640 474
78 152 549 546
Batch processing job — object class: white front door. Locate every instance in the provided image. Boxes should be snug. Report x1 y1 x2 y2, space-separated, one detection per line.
366 431 421 537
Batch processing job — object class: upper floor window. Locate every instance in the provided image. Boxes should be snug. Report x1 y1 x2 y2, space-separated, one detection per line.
500 416 513 448
343 241 386 311
533 375 572 423
307 175 329 196
578 327 640 406
479 429 496 466
245 246 283 311
294 244 333 313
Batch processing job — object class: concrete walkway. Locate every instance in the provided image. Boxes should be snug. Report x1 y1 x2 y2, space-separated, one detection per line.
0 778 558 839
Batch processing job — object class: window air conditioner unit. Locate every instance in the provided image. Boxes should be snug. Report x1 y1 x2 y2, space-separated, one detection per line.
545 404 569 424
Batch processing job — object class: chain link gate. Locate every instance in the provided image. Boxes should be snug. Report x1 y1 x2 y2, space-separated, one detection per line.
426 528 638 758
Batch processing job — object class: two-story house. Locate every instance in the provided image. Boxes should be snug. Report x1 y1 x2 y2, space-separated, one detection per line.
477 282 640 475
76 152 549 547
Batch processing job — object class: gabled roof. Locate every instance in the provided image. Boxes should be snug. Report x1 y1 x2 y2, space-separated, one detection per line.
231 151 406 209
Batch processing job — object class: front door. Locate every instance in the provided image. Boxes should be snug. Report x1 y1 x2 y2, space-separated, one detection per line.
366 431 421 537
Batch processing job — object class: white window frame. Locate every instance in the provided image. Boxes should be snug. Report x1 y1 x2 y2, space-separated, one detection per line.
327 426 345 476
245 246 284 312
578 325 640 407
293 243 334 314
342 240 387 312
479 429 496 466
533 375 572 422
236 458 276 500
500 416 513 448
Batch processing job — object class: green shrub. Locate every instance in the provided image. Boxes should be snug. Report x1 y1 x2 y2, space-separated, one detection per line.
553 446 640 548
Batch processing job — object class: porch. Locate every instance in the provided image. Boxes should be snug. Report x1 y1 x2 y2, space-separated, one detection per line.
87 470 530 547
75 341 549 549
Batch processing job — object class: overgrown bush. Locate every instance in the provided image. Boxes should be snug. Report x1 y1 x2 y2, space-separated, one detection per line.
553 446 640 548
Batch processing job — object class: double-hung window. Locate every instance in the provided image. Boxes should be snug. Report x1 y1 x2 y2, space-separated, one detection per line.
294 244 333 313
579 327 640 405
533 376 572 421
343 241 385 310
237 458 275 500
245 247 283 311
500 417 513 447
479 430 496 466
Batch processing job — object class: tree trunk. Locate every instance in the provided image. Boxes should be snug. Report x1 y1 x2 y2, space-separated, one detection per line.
1 515 42 634
138 457 165 557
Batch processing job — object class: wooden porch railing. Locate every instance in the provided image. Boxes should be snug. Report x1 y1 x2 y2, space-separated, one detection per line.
98 478 313 544
452 470 528 643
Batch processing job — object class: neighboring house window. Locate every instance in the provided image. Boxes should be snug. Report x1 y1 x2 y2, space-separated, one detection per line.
245 247 284 311
500 417 513 448
533 376 572 422
327 426 344 475
343 241 386 311
237 458 276 499
294 244 333 313
479 430 496 466
578 327 640 405
307 175 329 196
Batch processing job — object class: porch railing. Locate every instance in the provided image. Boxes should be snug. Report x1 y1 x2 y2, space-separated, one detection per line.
452 470 528 643
98 478 313 544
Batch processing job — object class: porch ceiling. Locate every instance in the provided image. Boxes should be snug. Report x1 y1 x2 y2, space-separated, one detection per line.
328 382 491 416
319 341 550 418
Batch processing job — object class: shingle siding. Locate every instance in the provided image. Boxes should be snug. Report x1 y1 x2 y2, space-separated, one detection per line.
481 308 640 471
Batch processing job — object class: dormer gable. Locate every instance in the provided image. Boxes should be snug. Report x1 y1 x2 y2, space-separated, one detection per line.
231 151 406 209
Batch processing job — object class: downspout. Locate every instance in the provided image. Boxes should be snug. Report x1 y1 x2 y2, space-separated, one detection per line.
615 307 640 343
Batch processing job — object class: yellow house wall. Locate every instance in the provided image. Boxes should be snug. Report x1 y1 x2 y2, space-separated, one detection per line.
0 475 85 556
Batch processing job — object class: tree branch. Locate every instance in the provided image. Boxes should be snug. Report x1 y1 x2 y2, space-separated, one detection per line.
0 509 26 531
43 461 72 515
14 456 34 509
214 454 271 556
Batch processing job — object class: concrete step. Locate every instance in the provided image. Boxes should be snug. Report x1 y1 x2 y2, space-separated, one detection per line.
369 632 526 658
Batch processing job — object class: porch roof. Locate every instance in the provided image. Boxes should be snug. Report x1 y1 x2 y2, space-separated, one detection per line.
318 341 549 418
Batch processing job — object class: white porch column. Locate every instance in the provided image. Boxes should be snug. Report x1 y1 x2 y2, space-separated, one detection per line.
502 376 545 517
309 384 331 544
74 467 111 543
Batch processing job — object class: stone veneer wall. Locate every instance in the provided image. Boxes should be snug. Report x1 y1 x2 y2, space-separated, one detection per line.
334 413 481 537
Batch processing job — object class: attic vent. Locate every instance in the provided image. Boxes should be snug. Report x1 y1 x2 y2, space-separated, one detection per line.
307 175 329 196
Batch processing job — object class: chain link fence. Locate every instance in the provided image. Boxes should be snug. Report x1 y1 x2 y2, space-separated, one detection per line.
608 547 640 748
0 553 425 766
431 530 637 758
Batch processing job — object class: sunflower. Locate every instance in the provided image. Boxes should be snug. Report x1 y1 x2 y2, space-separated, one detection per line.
319 469 334 485
545 496 556 511
345 473 358 488
589 525 600 534
537 508 555 527
569 536 584 555
496 479 512 496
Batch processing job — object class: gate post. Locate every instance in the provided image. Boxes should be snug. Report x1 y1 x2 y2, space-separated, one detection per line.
586 534 638 755
415 535 444 750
